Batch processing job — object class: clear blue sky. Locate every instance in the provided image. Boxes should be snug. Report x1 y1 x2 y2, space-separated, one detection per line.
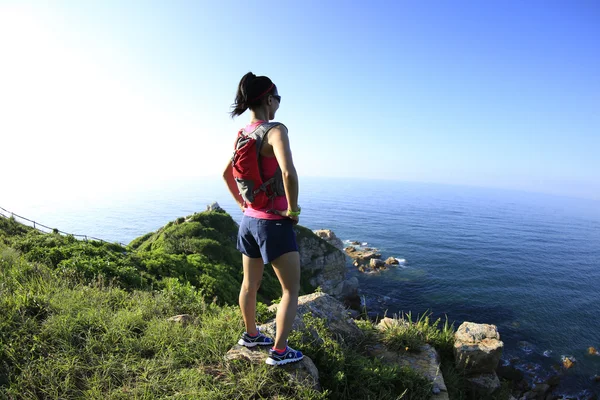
1 1 599 200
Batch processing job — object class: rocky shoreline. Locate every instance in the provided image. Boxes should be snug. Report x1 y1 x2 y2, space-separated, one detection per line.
306 227 599 399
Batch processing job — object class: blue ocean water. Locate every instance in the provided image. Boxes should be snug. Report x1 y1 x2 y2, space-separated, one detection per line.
3 176 599 397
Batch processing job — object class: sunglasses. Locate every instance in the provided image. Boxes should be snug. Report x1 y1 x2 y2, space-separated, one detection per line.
272 94 281 103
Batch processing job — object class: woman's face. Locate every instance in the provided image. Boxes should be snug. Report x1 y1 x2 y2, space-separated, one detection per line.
268 89 280 120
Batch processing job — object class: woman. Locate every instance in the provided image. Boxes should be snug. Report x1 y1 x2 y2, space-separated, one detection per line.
223 72 303 366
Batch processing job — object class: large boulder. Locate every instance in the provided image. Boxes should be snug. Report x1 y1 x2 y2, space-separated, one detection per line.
467 373 501 397
295 227 358 304
454 322 503 374
261 292 364 344
313 229 344 250
225 345 320 391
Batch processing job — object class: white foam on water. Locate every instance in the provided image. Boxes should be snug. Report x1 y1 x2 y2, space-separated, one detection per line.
543 350 552 357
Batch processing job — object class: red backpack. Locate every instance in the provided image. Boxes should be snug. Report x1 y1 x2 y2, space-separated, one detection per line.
231 122 286 210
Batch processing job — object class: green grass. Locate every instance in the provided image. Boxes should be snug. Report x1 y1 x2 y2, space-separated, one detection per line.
0 244 324 399
0 212 511 399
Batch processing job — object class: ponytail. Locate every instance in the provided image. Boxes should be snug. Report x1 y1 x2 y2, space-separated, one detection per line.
230 72 276 118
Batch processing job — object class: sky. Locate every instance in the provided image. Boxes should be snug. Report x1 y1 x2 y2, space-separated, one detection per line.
1 0 599 201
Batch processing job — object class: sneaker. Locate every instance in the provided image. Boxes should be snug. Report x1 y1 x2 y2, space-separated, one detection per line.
237 328 274 347
265 346 304 366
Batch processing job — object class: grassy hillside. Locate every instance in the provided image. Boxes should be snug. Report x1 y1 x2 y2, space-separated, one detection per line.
0 212 485 399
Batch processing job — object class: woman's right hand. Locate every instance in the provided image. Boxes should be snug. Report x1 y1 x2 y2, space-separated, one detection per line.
275 209 299 225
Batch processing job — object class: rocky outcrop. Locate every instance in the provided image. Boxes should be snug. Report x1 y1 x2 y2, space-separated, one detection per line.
385 257 399 265
313 229 344 250
454 322 504 396
344 246 381 264
369 317 449 399
261 292 364 343
225 345 320 391
295 227 358 305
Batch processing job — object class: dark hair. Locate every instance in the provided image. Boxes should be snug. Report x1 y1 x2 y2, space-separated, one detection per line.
230 72 277 118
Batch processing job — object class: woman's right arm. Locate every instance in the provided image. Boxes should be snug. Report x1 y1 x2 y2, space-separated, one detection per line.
223 161 245 212
269 126 300 221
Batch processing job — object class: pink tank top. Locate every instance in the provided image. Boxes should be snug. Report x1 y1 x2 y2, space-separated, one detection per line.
242 121 287 220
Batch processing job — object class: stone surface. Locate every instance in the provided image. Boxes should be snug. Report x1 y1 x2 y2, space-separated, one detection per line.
312 229 344 250
366 342 448 397
224 345 320 391
344 246 382 263
562 355 576 369
385 257 399 265
167 314 193 326
206 202 225 212
296 228 354 302
497 364 524 382
376 317 410 331
454 322 504 374
369 258 386 269
588 346 598 356
262 292 364 344
467 372 501 397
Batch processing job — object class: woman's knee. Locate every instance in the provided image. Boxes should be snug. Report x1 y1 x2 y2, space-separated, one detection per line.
241 279 262 293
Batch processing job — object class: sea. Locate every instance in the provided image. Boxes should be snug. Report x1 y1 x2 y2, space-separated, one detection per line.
2 176 599 398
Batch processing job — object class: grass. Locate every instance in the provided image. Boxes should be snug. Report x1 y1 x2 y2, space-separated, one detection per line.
0 244 323 399
0 212 513 399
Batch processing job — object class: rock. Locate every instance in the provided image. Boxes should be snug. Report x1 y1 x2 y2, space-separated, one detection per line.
546 375 561 387
332 277 360 309
312 229 344 250
376 317 410 331
206 202 225 212
533 383 550 396
295 227 352 302
588 346 598 356
366 342 448 397
261 292 364 345
497 364 524 382
344 246 381 263
224 345 320 391
592 375 600 383
369 258 385 269
562 355 576 369
385 257 399 265
350 241 360 245
167 314 193 326
466 372 501 397
454 322 504 374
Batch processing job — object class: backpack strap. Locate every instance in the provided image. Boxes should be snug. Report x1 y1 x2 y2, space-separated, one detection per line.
249 122 286 158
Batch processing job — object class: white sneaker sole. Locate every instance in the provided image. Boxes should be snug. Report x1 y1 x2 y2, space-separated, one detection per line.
238 339 273 347
265 355 304 366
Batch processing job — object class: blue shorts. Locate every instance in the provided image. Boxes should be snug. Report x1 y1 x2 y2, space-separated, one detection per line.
237 215 298 264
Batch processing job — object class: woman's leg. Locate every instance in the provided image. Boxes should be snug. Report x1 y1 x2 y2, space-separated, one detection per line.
270 251 301 350
240 254 264 336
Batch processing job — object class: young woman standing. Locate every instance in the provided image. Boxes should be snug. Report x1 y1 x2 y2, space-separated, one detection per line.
223 72 303 365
